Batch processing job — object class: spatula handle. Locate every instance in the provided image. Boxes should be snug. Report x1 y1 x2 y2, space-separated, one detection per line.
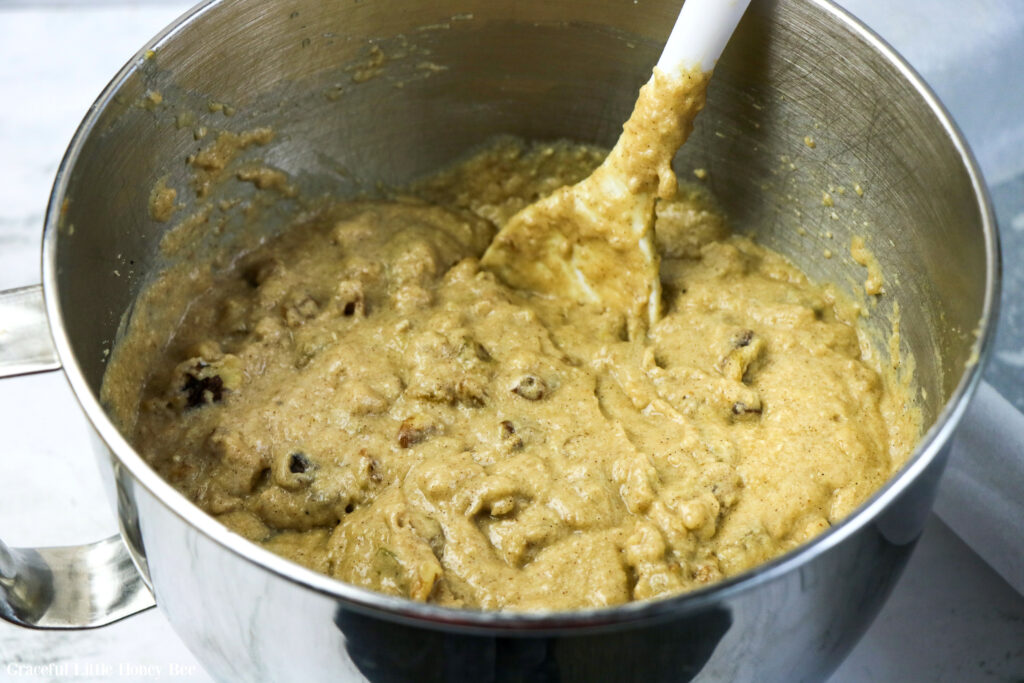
657 0 752 73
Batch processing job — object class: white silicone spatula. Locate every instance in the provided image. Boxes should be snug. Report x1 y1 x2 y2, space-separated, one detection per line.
658 0 752 74
481 0 752 329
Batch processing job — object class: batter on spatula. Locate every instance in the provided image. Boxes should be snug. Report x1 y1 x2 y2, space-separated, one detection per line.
481 68 711 329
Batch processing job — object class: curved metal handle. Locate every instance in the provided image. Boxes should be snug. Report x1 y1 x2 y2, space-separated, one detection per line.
0 284 60 377
0 284 155 629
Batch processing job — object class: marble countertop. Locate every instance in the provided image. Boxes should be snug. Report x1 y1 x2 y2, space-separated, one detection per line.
0 1 1022 681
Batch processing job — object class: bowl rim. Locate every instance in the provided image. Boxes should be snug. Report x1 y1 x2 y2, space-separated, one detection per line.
40 0 1001 633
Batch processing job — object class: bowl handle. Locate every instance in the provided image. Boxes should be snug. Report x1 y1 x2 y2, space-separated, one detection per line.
0 284 155 629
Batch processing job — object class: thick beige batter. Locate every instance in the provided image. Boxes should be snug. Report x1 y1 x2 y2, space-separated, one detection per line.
102 132 918 610
482 67 711 328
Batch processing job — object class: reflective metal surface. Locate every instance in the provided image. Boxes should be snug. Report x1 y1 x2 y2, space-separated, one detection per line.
0 534 155 629
0 285 59 378
0 285 155 629
0 0 1001 680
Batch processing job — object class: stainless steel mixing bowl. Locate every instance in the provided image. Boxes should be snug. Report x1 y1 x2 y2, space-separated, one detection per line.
0 0 1000 680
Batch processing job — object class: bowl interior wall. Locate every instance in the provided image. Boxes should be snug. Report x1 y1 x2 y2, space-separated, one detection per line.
57 0 988 437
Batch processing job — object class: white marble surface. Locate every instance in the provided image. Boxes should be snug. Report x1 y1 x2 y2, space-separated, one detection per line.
0 2 1022 682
